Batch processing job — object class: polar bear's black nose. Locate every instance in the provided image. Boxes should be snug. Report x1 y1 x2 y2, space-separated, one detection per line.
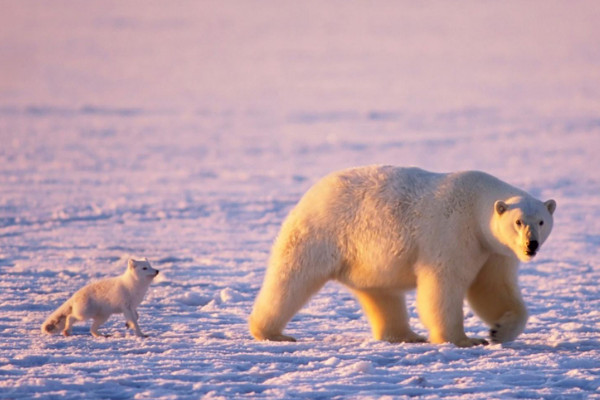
527 240 539 253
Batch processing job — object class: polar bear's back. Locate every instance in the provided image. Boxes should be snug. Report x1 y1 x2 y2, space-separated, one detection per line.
290 165 442 223
270 166 458 286
279 165 521 236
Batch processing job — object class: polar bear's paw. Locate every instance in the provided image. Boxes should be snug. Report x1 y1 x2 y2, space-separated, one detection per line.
490 311 526 343
251 329 297 342
264 333 297 342
384 332 427 344
248 315 297 342
455 337 489 348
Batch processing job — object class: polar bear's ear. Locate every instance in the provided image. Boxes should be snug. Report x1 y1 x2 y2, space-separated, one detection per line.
494 200 508 215
544 199 556 215
128 259 137 269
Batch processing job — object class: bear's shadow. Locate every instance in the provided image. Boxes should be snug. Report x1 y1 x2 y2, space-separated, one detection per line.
501 339 598 353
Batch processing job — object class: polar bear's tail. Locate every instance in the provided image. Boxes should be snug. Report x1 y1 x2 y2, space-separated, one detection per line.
41 301 72 334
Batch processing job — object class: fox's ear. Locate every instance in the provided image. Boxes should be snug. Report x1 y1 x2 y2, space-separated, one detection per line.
128 259 136 269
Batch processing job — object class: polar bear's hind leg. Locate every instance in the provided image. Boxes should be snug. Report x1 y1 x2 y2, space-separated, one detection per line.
352 289 426 343
249 270 329 341
249 236 335 342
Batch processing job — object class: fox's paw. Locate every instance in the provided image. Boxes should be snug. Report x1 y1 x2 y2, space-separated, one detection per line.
92 332 111 338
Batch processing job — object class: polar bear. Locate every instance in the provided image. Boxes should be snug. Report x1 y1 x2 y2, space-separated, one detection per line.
249 166 556 347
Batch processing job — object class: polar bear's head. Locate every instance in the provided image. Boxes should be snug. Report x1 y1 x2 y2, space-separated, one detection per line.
492 196 556 262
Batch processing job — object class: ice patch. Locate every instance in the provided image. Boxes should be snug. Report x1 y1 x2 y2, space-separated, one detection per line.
175 292 211 307
219 288 244 303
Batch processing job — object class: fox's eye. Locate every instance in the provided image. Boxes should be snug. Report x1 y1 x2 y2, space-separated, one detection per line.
516 220 522 227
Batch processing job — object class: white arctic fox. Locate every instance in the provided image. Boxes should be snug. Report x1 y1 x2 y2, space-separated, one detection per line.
41 258 159 338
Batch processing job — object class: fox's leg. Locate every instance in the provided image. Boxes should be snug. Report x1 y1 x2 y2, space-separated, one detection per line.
63 314 78 336
125 311 139 330
124 308 146 338
90 315 111 338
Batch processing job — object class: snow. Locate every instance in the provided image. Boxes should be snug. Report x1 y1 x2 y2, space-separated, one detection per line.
1 1 600 398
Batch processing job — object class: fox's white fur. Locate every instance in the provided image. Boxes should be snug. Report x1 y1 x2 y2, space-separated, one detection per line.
41 259 159 338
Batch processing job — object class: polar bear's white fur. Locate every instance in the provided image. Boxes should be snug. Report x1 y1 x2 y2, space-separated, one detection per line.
249 166 556 347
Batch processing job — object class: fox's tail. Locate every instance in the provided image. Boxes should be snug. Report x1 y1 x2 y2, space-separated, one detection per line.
41 301 72 334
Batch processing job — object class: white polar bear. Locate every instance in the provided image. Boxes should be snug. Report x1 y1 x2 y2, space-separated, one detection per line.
249 166 556 347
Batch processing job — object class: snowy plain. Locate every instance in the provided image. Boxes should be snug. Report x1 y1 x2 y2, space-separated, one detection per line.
1 1 600 399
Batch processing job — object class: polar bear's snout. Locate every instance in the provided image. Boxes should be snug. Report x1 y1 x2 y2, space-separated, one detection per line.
527 240 540 253
526 240 539 256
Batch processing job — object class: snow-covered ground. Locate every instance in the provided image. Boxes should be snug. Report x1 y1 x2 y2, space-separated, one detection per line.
1 1 599 398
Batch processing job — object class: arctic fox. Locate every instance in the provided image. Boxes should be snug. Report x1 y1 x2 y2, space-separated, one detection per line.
41 258 159 338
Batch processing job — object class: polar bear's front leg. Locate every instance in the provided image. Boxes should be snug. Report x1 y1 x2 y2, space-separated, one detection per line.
489 310 528 343
353 289 425 343
416 270 487 347
467 255 528 343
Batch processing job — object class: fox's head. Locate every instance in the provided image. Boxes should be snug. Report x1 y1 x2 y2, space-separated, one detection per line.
127 258 159 280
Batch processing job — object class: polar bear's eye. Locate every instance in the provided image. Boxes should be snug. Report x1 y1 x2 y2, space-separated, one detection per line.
539 220 544 226
515 220 522 227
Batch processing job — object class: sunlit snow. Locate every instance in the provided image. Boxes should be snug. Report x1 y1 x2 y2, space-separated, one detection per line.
1 1 599 399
